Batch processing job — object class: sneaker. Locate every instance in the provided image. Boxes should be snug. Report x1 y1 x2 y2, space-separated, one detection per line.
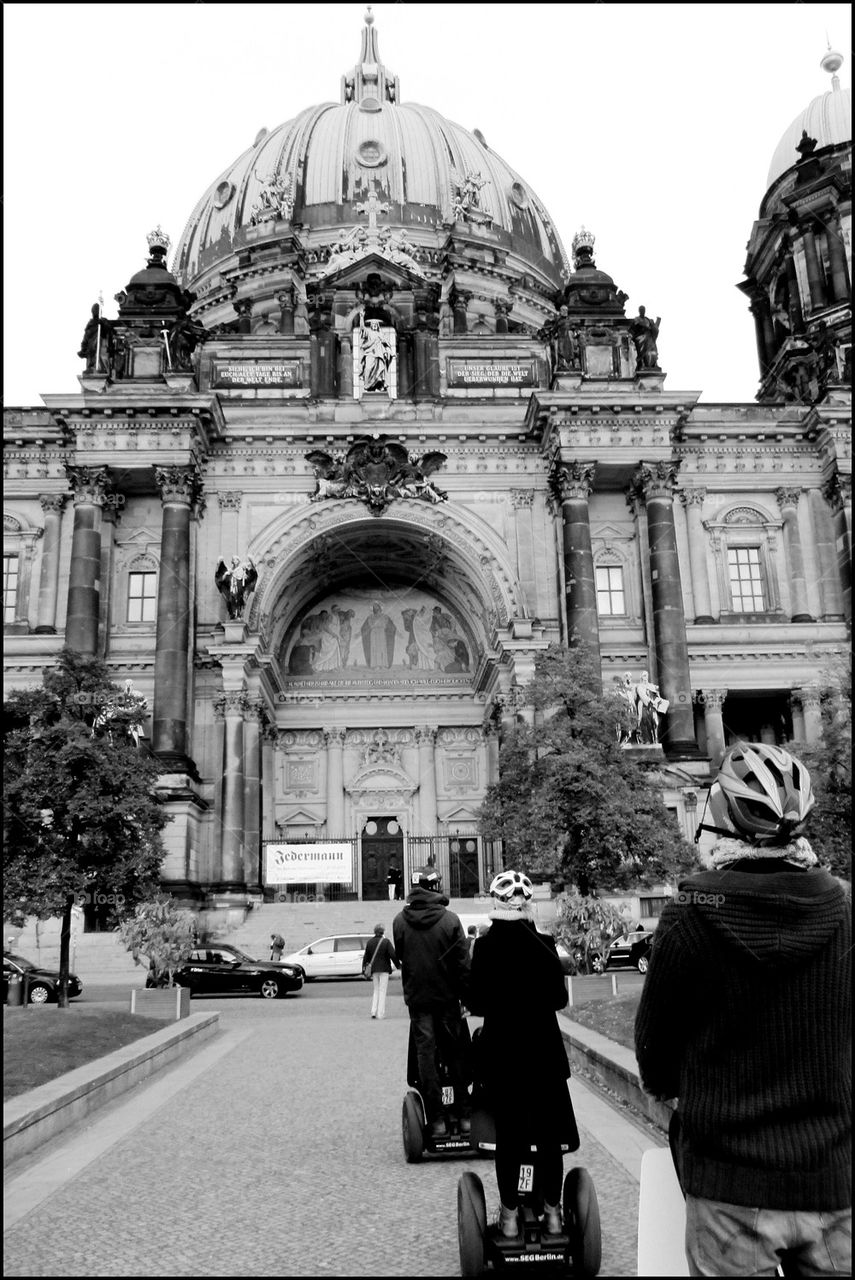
429 1116 449 1139
542 1203 562 1234
498 1204 520 1239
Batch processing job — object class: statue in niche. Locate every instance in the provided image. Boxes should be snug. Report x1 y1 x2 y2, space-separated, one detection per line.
630 306 661 370
215 554 258 620
359 317 395 391
809 320 841 390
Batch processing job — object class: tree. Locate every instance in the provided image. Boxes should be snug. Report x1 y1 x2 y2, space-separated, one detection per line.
790 655 851 881
120 895 196 987
551 891 630 975
4 649 168 1004
479 644 697 894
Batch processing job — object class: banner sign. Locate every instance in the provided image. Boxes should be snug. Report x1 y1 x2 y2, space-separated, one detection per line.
446 358 538 388
264 843 353 885
213 360 302 389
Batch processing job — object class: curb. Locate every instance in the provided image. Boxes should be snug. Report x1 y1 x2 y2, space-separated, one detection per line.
3 1011 219 1165
558 1013 676 1134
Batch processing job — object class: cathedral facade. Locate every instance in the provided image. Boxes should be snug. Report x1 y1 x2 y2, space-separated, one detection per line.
3 16 851 908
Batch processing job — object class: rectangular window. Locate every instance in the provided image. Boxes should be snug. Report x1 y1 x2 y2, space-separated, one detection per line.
640 896 671 918
728 547 765 611
3 554 19 623
127 571 157 622
596 565 625 616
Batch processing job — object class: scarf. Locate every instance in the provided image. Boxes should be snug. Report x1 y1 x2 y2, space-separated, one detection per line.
710 835 818 870
489 901 535 922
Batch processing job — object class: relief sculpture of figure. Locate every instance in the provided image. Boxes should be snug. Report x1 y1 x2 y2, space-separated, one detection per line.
630 306 661 371
214 554 258 620
360 601 398 668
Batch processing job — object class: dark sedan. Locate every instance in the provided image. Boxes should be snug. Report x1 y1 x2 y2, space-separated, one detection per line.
170 944 304 999
593 929 654 974
3 952 83 1004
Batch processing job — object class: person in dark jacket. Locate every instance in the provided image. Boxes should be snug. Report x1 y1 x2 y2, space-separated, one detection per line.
362 923 399 1019
392 865 471 1138
469 869 579 1239
635 743 851 1277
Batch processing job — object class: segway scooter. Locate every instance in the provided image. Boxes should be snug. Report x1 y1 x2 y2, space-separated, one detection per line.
457 1158 601 1276
401 1018 482 1161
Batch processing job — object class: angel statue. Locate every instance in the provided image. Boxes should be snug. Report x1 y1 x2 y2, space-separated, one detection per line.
393 452 448 503
215 554 258 620
306 451 349 501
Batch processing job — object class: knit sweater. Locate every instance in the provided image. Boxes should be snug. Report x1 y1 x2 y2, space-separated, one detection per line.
634 853 851 1210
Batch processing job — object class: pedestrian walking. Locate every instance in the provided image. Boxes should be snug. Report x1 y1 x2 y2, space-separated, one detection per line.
635 743 851 1277
393 865 472 1137
386 857 403 901
362 924 399 1019
468 869 578 1239
269 933 285 962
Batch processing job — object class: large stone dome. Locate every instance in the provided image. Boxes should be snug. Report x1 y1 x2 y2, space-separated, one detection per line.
766 52 851 189
174 10 569 303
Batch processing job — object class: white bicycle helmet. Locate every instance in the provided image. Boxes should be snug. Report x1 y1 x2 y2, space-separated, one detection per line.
710 742 815 845
489 869 534 902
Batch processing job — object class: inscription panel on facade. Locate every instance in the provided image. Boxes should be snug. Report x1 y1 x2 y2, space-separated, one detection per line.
446 358 538 388
212 360 303 389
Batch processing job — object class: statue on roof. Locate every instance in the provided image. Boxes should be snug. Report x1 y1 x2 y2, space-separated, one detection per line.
249 172 294 226
78 303 114 375
630 306 661 371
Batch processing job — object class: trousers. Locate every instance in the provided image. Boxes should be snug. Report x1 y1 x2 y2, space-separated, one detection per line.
370 972 389 1018
410 1009 471 1121
685 1196 852 1277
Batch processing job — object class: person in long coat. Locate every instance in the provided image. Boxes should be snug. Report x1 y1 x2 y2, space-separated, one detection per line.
468 870 579 1239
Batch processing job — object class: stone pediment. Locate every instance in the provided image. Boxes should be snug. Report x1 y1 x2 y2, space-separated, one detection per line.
320 249 425 287
345 761 417 798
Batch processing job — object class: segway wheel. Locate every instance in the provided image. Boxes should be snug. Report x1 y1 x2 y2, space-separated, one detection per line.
402 1091 425 1163
563 1167 602 1277
457 1171 487 1277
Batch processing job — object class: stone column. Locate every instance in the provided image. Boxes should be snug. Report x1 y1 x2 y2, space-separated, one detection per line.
808 488 844 620
679 488 715 623
826 218 851 303
748 295 775 375
629 462 698 754
794 687 823 744
775 487 812 622
152 465 202 768
243 702 263 892
823 471 852 623
34 494 66 633
701 689 727 766
485 722 500 787
416 726 438 835
790 693 807 743
64 466 112 654
784 251 805 332
216 691 246 887
800 229 827 311
261 724 277 846
510 489 536 603
550 459 601 669
324 728 345 836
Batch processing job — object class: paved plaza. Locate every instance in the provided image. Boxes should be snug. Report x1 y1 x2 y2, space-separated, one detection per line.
4 983 655 1276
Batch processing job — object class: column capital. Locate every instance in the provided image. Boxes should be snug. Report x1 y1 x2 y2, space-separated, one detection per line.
154 464 205 512
679 486 707 508
217 491 243 511
242 698 266 723
628 459 682 504
549 458 597 504
415 725 438 746
39 493 67 517
213 690 248 718
509 488 535 509
65 463 114 507
323 727 346 748
774 485 802 512
701 687 727 710
792 685 822 711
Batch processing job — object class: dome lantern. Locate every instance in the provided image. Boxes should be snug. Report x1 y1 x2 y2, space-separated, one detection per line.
341 5 400 108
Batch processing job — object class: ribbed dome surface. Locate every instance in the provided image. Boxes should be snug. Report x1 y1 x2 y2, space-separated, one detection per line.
173 13 568 292
767 85 851 188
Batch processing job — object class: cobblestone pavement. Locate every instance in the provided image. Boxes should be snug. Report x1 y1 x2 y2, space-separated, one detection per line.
4 985 644 1277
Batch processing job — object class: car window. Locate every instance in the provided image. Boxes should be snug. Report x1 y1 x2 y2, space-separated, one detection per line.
306 938 335 955
335 936 366 952
208 949 238 964
188 950 208 962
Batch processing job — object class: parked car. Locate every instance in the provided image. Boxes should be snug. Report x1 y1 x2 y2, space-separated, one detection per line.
593 928 654 974
281 934 380 980
170 944 303 999
3 952 83 1004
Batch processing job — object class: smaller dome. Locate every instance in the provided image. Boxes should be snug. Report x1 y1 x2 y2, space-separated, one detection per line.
767 62 851 189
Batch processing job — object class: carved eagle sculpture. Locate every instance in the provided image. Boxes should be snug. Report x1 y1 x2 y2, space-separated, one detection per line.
306 450 349 500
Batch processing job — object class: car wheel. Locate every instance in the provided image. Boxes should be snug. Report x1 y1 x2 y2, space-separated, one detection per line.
260 978 281 999
457 1171 487 1276
28 983 52 1005
637 955 649 974
564 1167 602 1277
402 1091 425 1163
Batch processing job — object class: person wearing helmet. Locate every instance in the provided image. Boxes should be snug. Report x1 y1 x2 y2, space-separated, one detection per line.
635 743 851 1276
468 869 579 1239
392 865 472 1138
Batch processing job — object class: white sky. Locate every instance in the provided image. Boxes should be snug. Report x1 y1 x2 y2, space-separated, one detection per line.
3 2 851 407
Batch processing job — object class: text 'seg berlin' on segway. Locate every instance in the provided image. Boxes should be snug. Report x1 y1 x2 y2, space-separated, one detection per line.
456 1029 602 1276
401 1016 483 1161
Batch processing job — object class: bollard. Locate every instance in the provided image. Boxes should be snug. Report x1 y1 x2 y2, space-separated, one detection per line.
611 973 618 998
566 975 573 1008
6 973 24 1007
